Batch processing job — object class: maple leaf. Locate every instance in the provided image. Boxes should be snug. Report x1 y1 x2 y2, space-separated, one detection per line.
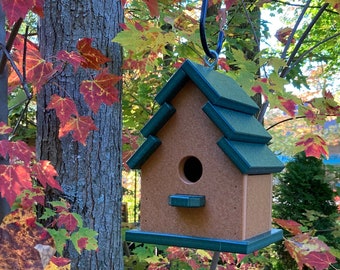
143 0 159 17
26 50 56 92
273 218 303 235
0 139 35 165
46 94 78 126
0 164 32 206
278 96 296 117
304 251 336 270
9 40 56 93
0 208 54 269
47 228 69 255
296 134 329 159
56 50 84 71
70 227 98 254
0 122 12 135
31 160 62 191
57 212 79 232
49 256 71 268
19 187 46 209
80 68 121 113
76 38 111 69
2 0 43 26
59 116 97 145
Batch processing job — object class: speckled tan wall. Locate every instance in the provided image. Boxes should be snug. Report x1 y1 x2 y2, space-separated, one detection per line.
245 174 273 239
140 81 273 240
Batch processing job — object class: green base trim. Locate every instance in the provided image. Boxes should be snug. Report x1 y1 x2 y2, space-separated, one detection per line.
126 229 283 254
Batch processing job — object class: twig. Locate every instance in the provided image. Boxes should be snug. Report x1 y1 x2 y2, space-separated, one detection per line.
281 0 311 60
0 18 23 74
0 43 31 100
281 3 329 77
286 32 340 74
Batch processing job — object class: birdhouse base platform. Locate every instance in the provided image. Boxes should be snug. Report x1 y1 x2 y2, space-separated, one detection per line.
126 229 282 254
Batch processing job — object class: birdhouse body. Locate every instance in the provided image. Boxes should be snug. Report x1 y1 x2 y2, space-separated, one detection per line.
127 60 284 253
140 81 272 240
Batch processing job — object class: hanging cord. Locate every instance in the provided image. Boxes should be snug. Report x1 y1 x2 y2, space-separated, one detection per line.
200 0 225 66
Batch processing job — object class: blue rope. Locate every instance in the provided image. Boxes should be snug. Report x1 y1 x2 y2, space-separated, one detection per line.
199 0 224 61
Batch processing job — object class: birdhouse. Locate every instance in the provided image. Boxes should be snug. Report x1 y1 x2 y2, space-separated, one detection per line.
126 60 284 254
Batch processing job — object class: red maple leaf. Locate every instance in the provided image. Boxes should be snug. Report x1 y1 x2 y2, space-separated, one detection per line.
57 212 79 232
46 94 79 126
31 160 62 191
0 122 12 135
0 140 35 165
80 69 121 113
304 251 336 270
50 257 71 267
56 50 84 71
296 134 328 159
143 0 159 17
273 218 303 235
278 96 296 117
26 51 56 92
59 116 97 145
0 164 32 206
2 0 43 26
9 38 56 93
20 187 45 209
76 38 111 70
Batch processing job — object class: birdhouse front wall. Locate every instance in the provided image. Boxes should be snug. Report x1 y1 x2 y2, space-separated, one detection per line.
139 81 272 240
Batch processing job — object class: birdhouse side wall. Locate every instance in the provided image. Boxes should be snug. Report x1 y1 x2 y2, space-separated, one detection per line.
139 81 248 240
244 174 273 238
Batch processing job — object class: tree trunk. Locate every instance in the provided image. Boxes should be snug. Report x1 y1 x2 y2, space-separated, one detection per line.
37 1 123 269
0 2 10 222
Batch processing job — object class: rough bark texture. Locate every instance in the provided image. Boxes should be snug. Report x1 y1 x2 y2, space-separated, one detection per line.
37 1 123 269
0 2 10 222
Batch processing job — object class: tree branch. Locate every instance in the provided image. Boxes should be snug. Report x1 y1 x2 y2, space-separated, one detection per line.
0 18 23 74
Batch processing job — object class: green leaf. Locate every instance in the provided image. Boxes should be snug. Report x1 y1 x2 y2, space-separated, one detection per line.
47 228 69 254
39 207 56 220
70 227 98 254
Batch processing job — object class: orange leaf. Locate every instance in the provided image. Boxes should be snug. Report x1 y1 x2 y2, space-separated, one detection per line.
46 94 79 126
8 37 56 92
26 51 56 92
80 68 121 113
31 160 62 191
76 38 111 69
59 116 97 145
0 164 32 206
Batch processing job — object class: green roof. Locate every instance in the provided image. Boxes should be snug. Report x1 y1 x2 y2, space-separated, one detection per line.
155 60 259 115
127 60 284 174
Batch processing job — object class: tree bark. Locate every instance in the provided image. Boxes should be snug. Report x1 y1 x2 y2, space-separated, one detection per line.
37 1 123 269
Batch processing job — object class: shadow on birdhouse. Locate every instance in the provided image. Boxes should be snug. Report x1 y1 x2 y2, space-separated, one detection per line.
126 60 284 254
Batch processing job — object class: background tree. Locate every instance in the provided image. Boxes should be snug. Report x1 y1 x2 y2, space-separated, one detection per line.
37 1 123 268
273 152 339 269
